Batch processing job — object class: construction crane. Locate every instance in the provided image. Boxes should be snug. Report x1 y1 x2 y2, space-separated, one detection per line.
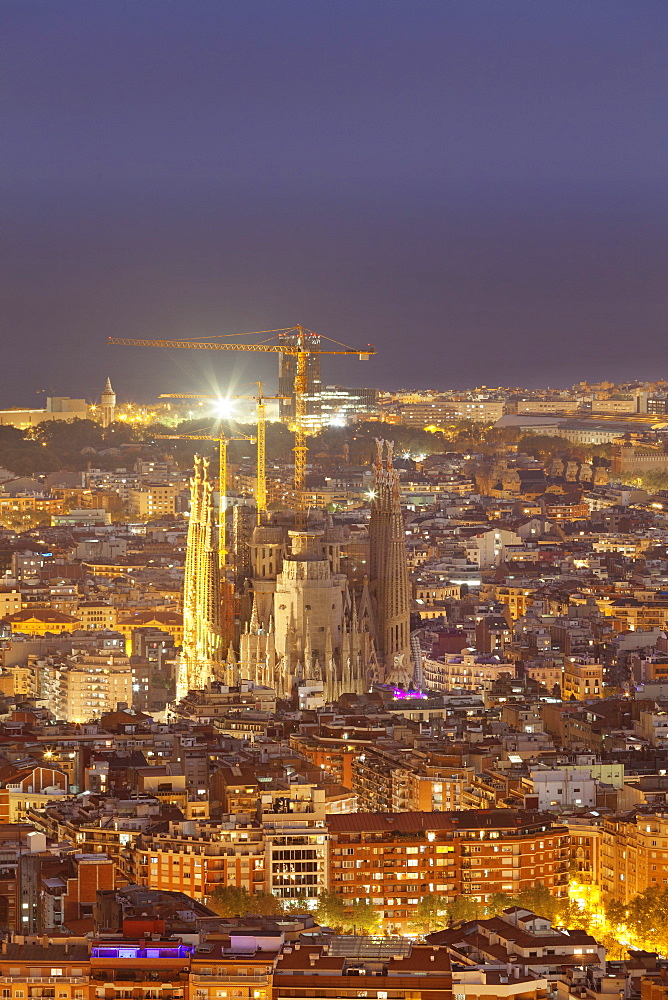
110 326 375 508
153 431 253 567
159 381 289 521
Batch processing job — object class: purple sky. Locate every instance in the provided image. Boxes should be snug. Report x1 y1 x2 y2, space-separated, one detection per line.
3 0 667 403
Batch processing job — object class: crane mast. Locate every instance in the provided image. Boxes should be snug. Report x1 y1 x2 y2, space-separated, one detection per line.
159 381 288 522
154 431 252 567
110 325 375 511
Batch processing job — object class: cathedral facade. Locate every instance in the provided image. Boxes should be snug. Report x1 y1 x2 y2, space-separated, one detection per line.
179 439 413 704
236 438 413 699
238 525 375 700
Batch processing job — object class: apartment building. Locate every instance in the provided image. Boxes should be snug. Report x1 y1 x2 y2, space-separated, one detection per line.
430 908 605 995
0 587 21 618
128 483 181 519
272 941 453 1000
328 810 569 934
130 818 266 901
566 817 603 886
601 810 668 904
0 943 90 1000
41 652 133 722
0 764 69 823
76 602 117 631
422 651 516 693
259 783 329 903
562 659 603 701
17 851 115 933
352 745 472 813
289 734 358 788
90 938 193 1000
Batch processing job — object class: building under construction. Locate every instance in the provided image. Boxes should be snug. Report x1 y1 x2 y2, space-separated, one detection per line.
234 438 413 698
278 328 322 425
178 456 222 699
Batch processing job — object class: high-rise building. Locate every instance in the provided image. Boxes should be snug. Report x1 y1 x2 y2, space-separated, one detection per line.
178 456 222 698
278 329 322 423
40 651 133 722
100 377 116 427
369 439 412 685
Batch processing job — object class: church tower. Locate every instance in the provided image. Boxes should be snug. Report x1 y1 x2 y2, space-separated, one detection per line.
368 439 412 686
100 377 116 428
178 456 222 698
238 524 373 701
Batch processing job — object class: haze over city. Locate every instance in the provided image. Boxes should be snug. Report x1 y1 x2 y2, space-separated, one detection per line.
3 1 668 988
4 0 668 402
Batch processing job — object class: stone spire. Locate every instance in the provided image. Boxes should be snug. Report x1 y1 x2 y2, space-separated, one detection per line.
179 456 223 697
368 439 412 684
100 377 116 428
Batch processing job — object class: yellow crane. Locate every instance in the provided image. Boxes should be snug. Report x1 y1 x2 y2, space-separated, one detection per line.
109 326 375 507
153 431 253 568
159 381 289 521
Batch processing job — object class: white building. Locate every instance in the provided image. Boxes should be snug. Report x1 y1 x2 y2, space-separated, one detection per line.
465 528 524 569
524 765 598 811
41 651 133 722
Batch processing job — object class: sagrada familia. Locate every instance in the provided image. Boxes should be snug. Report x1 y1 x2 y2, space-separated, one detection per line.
177 456 222 700
178 440 413 701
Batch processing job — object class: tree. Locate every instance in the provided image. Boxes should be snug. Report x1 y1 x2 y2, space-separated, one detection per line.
207 885 252 917
246 891 285 916
207 885 284 918
314 892 380 935
625 885 668 955
315 890 348 930
486 885 562 925
348 901 380 936
604 896 626 926
407 893 453 935
638 470 668 492
486 892 515 917
517 885 564 924
448 895 484 925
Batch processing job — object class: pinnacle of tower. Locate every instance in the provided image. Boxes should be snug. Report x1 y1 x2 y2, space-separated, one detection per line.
104 377 114 393
249 594 259 632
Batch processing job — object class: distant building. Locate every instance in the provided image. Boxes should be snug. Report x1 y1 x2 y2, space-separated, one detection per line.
278 329 322 424
0 396 89 429
40 650 133 722
128 483 180 518
100 377 116 427
562 658 603 701
611 440 668 477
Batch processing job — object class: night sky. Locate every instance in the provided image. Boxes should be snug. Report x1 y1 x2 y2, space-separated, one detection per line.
3 0 667 404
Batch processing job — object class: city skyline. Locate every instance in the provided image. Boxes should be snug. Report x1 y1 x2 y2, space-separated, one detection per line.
3 0 667 402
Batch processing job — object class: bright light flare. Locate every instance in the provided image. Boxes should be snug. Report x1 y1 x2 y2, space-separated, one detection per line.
212 398 237 420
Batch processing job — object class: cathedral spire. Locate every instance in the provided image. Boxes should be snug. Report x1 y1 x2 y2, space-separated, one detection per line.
368 439 411 683
249 593 260 632
180 456 223 696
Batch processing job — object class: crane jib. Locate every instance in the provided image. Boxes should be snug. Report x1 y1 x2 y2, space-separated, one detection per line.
107 337 375 356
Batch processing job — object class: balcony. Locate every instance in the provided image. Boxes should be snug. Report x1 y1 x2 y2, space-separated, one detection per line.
190 975 269 986
0 979 88 986
90 975 186 985
95 993 183 1000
